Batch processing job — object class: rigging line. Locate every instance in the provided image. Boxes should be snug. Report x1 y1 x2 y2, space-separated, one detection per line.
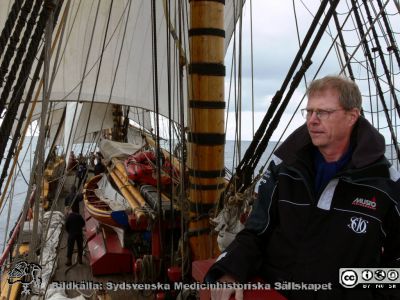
236 0 244 162
2 174 15 255
231 0 334 190
0 108 38 217
321 1 346 76
361 88 399 97
361 0 400 119
339 0 393 85
165 0 175 266
367 62 375 126
162 0 187 66
331 2 356 80
299 0 360 43
389 53 395 163
0 0 42 126
376 79 381 132
29 0 58 263
355 70 400 79
151 0 164 260
232 0 238 171
392 55 399 163
370 2 391 46
308 0 391 92
375 0 400 68
0 0 33 92
351 0 400 161
0 0 24 59
44 108 66 169
224 24 236 175
81 0 114 150
250 0 254 138
292 0 309 88
45 101 54 143
395 0 400 14
0 1 66 199
177 0 188 280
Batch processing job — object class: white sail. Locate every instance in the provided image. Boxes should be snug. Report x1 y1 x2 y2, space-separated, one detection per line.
1 0 243 126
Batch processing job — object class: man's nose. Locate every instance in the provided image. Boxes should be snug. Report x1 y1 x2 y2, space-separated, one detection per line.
308 111 320 123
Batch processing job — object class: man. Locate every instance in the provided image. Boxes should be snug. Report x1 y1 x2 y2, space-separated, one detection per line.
65 202 85 266
207 76 400 299
76 158 87 188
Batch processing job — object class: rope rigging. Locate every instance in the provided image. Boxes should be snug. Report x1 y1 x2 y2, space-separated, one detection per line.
292 0 309 89
331 4 356 80
351 0 400 159
165 0 177 269
228 0 340 195
0 0 46 166
361 0 400 119
151 0 165 274
0 0 33 94
375 0 400 69
0 49 46 194
0 0 25 60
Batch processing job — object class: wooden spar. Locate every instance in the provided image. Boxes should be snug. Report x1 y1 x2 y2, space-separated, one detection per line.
188 0 225 260
107 165 147 222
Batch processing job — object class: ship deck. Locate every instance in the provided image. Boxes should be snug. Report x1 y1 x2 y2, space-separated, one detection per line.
49 173 153 300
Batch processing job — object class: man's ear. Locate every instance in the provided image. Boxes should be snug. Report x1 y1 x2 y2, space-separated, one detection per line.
348 108 360 127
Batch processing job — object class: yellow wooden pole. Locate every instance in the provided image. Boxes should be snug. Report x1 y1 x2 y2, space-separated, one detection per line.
188 0 225 260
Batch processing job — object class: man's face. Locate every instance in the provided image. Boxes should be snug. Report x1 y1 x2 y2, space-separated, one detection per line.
306 89 358 152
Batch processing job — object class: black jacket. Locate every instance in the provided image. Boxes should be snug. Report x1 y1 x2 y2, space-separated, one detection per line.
65 212 85 237
207 118 400 299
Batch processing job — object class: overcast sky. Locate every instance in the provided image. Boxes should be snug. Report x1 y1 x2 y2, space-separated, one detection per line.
224 0 400 141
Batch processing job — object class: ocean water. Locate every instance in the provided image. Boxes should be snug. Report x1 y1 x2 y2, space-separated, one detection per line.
0 136 37 251
0 139 398 251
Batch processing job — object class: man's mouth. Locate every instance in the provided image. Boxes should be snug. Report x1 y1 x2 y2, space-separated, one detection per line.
310 130 324 135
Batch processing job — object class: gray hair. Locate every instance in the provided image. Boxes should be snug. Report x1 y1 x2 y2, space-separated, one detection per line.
307 75 362 110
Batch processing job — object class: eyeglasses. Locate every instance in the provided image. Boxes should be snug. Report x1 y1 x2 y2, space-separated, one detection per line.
300 108 346 120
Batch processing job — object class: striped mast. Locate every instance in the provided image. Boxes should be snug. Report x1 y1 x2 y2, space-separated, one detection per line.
188 0 225 260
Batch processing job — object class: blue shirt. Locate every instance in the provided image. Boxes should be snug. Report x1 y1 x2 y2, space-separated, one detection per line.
314 147 352 194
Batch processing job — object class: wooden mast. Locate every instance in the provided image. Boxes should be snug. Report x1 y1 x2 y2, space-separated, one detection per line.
188 0 225 260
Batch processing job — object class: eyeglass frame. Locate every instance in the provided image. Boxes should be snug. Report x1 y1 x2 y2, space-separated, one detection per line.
300 108 347 120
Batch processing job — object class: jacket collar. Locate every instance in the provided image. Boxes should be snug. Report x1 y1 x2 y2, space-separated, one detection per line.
274 116 386 169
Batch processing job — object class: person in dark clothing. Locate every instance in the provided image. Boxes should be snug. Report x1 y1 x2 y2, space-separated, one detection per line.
64 185 83 214
65 203 85 266
93 158 106 175
76 160 87 188
207 76 400 300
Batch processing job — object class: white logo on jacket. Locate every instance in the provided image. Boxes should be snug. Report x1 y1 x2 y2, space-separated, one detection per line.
348 216 368 234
